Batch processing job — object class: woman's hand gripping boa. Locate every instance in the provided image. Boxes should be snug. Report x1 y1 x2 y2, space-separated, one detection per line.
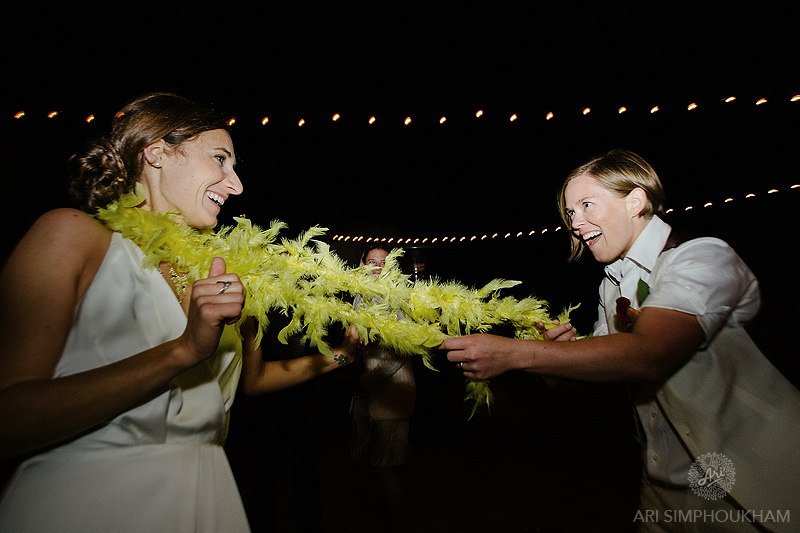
96 188 578 418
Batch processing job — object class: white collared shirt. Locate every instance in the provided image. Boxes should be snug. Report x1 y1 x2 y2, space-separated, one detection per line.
593 216 760 485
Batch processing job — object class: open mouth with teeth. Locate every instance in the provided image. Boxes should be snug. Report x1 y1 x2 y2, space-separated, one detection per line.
581 231 602 246
207 192 225 207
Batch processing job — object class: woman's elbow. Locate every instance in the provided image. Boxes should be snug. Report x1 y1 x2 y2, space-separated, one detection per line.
239 371 265 396
632 346 696 383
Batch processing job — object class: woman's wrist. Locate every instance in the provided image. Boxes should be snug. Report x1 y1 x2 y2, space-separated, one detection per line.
330 348 354 367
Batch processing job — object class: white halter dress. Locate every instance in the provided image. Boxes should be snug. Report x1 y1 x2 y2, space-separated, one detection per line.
0 232 250 532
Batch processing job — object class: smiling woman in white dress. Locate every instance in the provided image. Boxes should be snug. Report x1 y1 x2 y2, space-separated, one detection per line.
0 93 359 532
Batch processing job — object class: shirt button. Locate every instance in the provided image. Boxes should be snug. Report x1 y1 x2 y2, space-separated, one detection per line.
650 412 658 419
652 454 661 463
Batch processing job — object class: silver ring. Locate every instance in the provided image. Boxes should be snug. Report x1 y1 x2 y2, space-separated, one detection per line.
217 280 232 294
459 362 464 370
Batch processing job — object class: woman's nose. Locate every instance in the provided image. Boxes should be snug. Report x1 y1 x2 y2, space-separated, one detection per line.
227 170 244 195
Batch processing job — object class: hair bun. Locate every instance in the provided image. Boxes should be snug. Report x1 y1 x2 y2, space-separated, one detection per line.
68 138 134 212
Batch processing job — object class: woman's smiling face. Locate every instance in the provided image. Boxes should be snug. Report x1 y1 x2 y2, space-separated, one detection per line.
144 129 243 228
564 173 647 263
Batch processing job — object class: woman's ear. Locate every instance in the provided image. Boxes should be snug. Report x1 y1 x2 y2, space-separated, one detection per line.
143 140 167 169
627 187 648 218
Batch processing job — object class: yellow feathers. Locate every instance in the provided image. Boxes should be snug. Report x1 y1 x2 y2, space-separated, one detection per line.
95 190 576 415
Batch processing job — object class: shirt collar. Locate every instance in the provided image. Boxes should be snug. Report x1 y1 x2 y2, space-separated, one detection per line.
604 215 672 285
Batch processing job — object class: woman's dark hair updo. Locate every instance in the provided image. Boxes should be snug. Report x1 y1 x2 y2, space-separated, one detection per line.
68 92 231 213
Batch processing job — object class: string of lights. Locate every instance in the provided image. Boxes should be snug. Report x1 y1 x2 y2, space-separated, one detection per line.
8 92 798 248
331 185 800 245
9 93 800 126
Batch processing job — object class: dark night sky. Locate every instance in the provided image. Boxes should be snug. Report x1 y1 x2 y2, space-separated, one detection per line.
3 8 799 528
2 4 798 329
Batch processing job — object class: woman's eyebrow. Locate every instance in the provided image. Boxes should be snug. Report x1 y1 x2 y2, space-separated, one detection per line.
215 147 236 165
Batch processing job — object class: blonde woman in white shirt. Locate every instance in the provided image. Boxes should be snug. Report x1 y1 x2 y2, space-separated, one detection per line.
441 149 800 532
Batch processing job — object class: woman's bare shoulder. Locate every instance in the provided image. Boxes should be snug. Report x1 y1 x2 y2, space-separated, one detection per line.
5 208 112 274
27 208 110 246
34 207 108 230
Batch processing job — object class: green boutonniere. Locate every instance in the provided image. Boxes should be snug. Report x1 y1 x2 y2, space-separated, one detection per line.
637 279 651 307
615 279 651 332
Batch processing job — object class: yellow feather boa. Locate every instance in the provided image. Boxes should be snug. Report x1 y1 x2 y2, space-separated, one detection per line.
95 188 577 417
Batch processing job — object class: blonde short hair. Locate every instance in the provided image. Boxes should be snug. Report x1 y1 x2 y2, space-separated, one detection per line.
558 149 667 261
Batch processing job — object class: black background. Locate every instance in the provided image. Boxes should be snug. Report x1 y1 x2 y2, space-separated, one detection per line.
2 5 798 530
